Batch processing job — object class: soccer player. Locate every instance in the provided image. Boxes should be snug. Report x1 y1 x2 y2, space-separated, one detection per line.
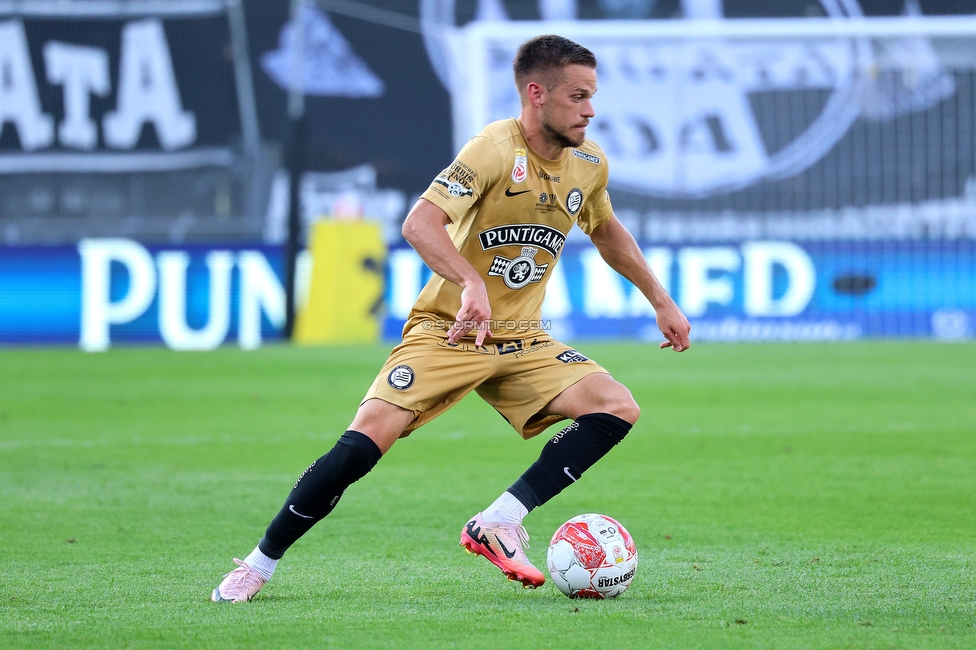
212 34 690 603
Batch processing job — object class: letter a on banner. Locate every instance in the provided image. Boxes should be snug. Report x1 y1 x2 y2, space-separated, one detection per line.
103 19 196 150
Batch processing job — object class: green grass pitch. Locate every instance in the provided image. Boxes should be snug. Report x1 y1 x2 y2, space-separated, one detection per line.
1 341 975 649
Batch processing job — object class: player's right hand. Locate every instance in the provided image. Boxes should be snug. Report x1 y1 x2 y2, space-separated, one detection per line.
447 280 493 346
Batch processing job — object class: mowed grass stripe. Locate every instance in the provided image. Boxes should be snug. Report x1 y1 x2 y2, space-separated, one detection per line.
0 342 974 649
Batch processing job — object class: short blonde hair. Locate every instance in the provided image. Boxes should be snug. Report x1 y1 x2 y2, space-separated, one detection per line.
513 35 597 100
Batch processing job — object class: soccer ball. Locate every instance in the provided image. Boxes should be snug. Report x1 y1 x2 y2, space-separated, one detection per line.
546 513 638 599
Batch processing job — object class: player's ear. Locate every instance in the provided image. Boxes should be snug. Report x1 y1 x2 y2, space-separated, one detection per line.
525 81 546 108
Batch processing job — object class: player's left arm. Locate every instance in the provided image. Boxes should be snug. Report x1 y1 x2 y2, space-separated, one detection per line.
588 214 691 352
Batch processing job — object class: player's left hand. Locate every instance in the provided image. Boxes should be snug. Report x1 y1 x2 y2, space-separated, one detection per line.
655 301 691 352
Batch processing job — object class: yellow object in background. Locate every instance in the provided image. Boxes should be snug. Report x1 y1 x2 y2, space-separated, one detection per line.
294 220 385 344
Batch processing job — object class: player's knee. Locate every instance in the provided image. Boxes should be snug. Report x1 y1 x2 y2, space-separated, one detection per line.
594 384 639 425
612 393 640 425
348 398 414 454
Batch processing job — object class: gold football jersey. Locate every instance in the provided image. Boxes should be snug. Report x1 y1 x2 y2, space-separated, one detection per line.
409 118 613 340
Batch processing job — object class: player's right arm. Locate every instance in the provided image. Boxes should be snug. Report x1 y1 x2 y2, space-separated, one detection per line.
401 198 492 346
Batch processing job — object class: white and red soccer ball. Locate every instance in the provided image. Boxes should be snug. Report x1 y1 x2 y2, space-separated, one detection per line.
546 513 638 599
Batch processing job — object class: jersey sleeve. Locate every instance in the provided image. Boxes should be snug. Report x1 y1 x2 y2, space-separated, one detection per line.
575 153 613 235
420 135 502 224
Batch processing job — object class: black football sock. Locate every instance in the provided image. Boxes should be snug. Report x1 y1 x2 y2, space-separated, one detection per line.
507 413 631 512
258 430 381 559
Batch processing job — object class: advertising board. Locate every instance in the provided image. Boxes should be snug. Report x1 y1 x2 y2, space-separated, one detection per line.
0 241 284 349
1 239 972 348
384 240 976 342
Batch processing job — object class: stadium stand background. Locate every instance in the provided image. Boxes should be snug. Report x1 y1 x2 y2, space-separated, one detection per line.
0 0 974 346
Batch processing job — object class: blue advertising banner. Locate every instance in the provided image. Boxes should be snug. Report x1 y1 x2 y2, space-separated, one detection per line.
0 241 285 349
1 239 973 348
383 241 976 343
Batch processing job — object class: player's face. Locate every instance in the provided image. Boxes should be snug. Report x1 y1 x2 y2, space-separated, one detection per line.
541 64 597 149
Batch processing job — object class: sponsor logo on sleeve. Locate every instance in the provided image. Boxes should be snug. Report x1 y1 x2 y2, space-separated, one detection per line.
511 147 528 183
433 178 473 197
433 160 476 197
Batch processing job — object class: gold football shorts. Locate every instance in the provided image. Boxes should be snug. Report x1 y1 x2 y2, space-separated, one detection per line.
362 323 608 439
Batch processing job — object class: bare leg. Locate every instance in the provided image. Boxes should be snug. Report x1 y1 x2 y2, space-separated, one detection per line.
348 398 416 455
540 373 640 424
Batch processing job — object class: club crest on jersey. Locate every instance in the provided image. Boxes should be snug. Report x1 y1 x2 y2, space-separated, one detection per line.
387 365 415 390
511 147 528 184
566 188 583 215
488 246 548 290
